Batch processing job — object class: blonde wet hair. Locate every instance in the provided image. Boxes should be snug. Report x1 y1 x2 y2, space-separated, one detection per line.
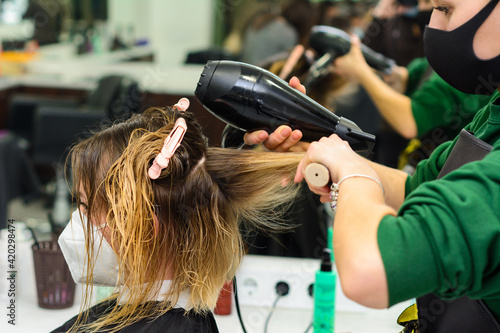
68 106 303 332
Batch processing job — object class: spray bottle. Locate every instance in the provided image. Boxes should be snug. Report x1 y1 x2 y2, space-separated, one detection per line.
313 248 336 333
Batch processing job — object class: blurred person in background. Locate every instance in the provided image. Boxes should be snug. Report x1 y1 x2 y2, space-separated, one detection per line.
333 36 490 171
239 0 316 65
316 0 341 26
363 0 434 66
23 0 64 46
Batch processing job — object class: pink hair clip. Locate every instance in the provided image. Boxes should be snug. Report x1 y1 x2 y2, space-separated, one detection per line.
148 118 188 180
174 98 190 112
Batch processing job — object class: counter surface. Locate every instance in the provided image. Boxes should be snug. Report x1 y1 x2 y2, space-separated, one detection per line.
1 44 205 96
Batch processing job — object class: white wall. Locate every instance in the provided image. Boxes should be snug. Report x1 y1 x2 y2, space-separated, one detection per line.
108 0 214 65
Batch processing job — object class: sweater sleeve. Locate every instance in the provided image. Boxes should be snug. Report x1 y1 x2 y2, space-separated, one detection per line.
404 137 455 196
379 149 500 306
411 74 476 138
405 57 430 96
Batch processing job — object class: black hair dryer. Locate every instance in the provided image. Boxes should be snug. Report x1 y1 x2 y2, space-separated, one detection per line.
194 60 376 156
309 25 396 75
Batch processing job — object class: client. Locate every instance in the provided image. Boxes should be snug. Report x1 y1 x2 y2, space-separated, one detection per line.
52 99 303 332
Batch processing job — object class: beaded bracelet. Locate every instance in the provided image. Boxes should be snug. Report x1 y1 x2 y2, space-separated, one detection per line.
330 174 385 211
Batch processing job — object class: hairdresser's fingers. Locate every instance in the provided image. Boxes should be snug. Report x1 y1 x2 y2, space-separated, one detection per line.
333 35 368 80
288 141 310 153
244 130 269 145
289 76 306 94
262 126 292 150
244 127 305 151
295 159 305 183
351 35 370 70
319 193 333 204
275 129 305 152
325 134 353 151
306 181 331 198
350 34 362 53
325 134 345 144
264 127 303 152
295 142 319 184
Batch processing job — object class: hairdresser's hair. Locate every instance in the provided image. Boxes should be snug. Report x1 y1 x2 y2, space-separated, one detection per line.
282 0 317 46
68 106 303 332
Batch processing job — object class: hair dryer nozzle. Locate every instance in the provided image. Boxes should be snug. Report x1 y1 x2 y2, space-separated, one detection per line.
194 60 376 155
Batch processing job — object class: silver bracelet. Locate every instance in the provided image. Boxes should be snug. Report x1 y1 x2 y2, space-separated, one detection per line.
330 174 385 211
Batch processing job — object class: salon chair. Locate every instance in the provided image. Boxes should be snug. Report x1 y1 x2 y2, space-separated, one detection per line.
31 107 106 167
25 75 143 177
30 106 107 233
84 75 142 121
6 75 142 151
1 75 142 228
6 95 83 150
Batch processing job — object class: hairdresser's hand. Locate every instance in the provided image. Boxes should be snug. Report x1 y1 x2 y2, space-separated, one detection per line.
381 65 409 93
333 35 372 82
243 76 310 152
294 134 377 202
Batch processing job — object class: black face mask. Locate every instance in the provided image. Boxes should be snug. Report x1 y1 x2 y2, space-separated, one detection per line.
416 10 432 33
424 0 500 95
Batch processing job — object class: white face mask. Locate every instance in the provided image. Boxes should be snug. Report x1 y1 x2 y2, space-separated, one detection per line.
58 210 121 286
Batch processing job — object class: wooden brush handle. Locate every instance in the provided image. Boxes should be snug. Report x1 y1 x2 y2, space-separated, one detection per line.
304 163 330 187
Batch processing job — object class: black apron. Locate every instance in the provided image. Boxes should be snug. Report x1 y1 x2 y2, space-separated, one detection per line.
416 129 500 333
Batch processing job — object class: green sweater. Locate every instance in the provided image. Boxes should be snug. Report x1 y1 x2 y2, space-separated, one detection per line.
378 90 500 321
405 58 490 139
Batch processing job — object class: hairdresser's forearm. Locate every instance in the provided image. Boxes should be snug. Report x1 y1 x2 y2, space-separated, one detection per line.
364 159 408 210
358 68 417 139
333 168 396 308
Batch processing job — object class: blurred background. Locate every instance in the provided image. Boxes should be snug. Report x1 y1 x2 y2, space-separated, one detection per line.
1 0 436 260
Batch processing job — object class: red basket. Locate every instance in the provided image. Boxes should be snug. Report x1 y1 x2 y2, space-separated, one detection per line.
32 241 76 309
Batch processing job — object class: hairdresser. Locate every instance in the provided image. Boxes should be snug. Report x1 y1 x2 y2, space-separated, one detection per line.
239 0 316 65
246 1 500 331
